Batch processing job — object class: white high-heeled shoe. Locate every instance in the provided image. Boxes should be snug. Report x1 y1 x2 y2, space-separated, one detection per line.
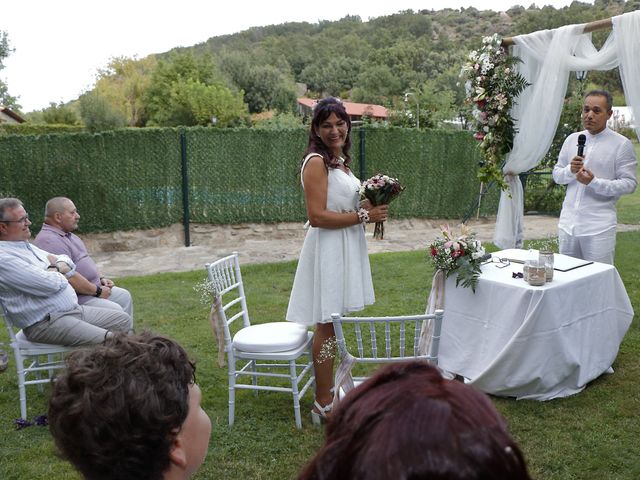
310 400 332 425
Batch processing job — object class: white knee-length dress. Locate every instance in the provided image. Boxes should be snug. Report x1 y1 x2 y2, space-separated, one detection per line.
286 154 375 326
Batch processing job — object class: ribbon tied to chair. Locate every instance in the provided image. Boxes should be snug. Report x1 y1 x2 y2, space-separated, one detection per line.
208 293 226 368
418 269 446 356
332 346 356 410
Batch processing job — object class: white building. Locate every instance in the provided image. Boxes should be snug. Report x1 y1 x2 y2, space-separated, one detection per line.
608 106 636 130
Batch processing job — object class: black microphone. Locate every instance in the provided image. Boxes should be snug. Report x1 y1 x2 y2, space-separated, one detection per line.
577 134 586 157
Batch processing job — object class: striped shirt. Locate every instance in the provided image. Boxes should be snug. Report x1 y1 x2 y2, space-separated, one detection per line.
0 241 78 329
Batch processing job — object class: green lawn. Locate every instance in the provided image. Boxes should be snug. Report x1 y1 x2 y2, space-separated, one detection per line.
616 142 640 224
1 232 639 479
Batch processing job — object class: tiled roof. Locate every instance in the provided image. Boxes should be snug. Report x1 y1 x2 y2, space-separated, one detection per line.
297 98 388 119
0 106 26 123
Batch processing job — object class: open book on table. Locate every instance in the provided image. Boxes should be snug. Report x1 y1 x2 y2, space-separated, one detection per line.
493 249 593 272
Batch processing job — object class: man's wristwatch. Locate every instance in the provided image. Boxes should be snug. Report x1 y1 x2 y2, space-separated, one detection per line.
95 286 103 297
47 264 60 272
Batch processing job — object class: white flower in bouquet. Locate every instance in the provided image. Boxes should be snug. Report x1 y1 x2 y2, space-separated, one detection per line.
428 225 485 292
360 173 405 240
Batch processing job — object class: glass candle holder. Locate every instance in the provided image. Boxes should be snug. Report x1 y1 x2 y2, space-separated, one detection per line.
523 260 531 282
538 250 554 282
527 261 546 286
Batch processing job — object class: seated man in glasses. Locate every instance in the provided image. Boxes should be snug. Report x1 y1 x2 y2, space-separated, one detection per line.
0 197 131 346
34 196 133 318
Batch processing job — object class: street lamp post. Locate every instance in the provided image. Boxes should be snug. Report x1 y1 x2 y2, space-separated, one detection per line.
404 92 419 129
575 70 588 98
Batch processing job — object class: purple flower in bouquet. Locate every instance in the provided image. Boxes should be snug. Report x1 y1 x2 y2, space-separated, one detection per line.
360 174 404 240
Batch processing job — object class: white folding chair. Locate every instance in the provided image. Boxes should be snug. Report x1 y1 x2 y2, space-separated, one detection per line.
331 310 444 397
205 252 314 428
2 310 77 420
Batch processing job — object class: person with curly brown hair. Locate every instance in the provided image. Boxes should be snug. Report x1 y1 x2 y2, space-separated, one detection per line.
48 331 211 480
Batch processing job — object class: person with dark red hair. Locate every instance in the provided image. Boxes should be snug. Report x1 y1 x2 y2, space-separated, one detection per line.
298 361 532 480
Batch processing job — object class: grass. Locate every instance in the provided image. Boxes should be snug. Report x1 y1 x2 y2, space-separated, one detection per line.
616 142 640 224
1 232 639 479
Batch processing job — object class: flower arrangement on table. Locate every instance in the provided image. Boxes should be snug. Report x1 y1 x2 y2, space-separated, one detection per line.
460 33 529 191
428 224 485 292
360 173 404 240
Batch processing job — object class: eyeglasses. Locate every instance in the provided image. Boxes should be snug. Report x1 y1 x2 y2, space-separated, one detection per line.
483 257 511 268
0 214 30 225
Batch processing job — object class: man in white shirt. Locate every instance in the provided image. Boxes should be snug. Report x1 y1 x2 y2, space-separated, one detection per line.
0 198 131 346
552 90 637 264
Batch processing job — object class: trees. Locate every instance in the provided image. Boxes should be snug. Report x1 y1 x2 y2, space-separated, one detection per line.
0 31 21 111
93 56 157 127
351 65 402 105
41 102 80 125
253 112 303 129
79 91 127 132
144 51 247 126
16 4 630 129
218 51 297 113
388 80 456 129
300 56 362 97
162 78 247 127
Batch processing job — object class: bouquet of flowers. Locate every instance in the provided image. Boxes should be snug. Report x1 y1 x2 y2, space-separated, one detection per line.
459 33 529 191
360 173 404 240
428 224 485 292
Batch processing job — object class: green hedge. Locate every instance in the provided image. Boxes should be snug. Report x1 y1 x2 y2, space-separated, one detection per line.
360 128 499 219
0 123 85 136
521 172 564 215
0 127 499 233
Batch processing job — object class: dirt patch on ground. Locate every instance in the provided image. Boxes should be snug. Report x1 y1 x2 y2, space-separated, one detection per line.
88 216 581 278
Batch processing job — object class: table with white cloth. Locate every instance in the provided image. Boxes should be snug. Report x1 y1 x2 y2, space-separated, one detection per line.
438 250 634 400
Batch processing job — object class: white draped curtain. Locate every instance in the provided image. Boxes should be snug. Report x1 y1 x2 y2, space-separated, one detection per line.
493 10 640 249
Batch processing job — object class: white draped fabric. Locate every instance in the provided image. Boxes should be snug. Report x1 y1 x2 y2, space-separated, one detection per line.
493 10 640 248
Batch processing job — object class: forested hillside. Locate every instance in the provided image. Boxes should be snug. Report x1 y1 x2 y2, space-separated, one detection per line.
18 0 640 130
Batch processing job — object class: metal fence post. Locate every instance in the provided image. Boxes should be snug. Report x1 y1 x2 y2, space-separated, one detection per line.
180 131 191 247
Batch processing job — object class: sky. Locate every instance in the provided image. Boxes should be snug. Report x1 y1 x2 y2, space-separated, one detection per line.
2 0 594 112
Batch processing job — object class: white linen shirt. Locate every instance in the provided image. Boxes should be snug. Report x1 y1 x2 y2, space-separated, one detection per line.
552 128 637 236
0 241 78 329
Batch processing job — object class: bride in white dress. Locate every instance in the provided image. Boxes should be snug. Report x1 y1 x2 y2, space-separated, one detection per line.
286 97 388 424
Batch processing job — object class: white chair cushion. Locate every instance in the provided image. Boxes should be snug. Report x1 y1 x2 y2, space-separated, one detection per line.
15 330 69 350
233 322 309 353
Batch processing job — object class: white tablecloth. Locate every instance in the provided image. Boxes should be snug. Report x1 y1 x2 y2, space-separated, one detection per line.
438 250 634 400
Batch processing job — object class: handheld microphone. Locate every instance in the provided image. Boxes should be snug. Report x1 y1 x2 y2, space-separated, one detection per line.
577 134 586 157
